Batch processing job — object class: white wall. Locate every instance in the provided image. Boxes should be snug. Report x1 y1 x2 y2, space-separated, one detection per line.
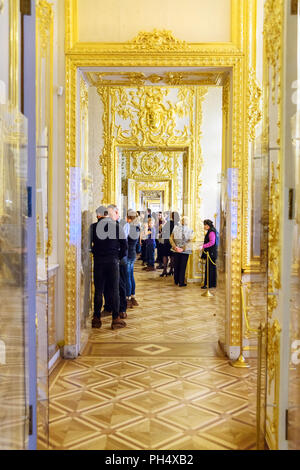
200 87 223 231
77 0 231 43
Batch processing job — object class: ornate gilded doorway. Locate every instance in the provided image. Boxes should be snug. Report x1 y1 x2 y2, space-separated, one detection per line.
63 0 258 362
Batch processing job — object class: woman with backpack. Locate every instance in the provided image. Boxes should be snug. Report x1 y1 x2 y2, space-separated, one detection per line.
200 219 218 289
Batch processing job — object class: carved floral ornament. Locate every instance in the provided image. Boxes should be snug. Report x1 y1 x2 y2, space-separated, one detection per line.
114 87 192 147
264 0 283 102
268 162 281 317
247 68 262 141
127 29 188 51
36 0 53 55
124 150 176 179
266 318 281 446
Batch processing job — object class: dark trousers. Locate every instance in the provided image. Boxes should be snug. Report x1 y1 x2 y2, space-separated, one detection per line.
119 263 127 313
93 260 120 319
204 255 217 288
146 242 155 266
141 240 147 261
174 253 189 286
103 282 111 312
157 241 163 263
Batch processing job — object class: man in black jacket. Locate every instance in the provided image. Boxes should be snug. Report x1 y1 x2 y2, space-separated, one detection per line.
90 205 128 330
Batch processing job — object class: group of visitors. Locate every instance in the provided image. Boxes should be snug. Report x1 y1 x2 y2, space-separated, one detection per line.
90 205 218 330
138 210 217 289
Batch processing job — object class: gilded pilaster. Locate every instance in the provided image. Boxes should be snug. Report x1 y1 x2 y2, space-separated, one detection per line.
36 0 54 257
65 0 78 52
242 0 263 271
262 0 284 450
64 55 78 348
230 58 244 347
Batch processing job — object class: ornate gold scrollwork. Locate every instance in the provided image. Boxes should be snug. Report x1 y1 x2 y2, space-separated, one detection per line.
114 87 191 147
266 319 281 448
247 68 262 142
264 0 284 103
36 0 53 56
268 162 281 318
128 29 187 51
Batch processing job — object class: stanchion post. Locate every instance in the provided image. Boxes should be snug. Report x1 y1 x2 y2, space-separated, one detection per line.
202 251 213 297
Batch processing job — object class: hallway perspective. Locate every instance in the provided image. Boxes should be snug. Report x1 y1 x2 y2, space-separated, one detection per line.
47 264 257 450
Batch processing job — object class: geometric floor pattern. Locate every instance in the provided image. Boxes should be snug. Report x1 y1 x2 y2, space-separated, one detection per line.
45 261 257 450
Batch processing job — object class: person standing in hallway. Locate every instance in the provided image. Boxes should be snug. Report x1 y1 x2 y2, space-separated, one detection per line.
143 217 156 271
107 204 128 320
200 219 218 289
164 211 179 277
91 204 128 330
170 216 193 287
125 211 140 310
155 211 165 269
89 206 111 316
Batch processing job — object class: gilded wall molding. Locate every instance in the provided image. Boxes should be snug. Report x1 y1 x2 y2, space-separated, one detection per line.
230 57 244 346
36 0 54 258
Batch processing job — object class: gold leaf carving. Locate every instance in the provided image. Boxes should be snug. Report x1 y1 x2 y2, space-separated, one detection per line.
36 0 53 56
115 87 191 147
268 163 281 317
264 0 283 103
266 319 281 448
247 68 262 141
128 29 187 51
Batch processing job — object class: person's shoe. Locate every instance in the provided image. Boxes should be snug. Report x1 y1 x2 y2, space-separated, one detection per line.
92 317 102 328
146 266 156 271
111 317 126 329
179 283 187 287
127 299 133 308
201 285 207 289
167 269 174 276
119 312 127 319
101 309 112 317
160 271 168 277
131 297 139 306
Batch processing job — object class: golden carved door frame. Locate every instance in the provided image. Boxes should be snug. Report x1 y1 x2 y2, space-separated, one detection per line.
63 0 258 360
